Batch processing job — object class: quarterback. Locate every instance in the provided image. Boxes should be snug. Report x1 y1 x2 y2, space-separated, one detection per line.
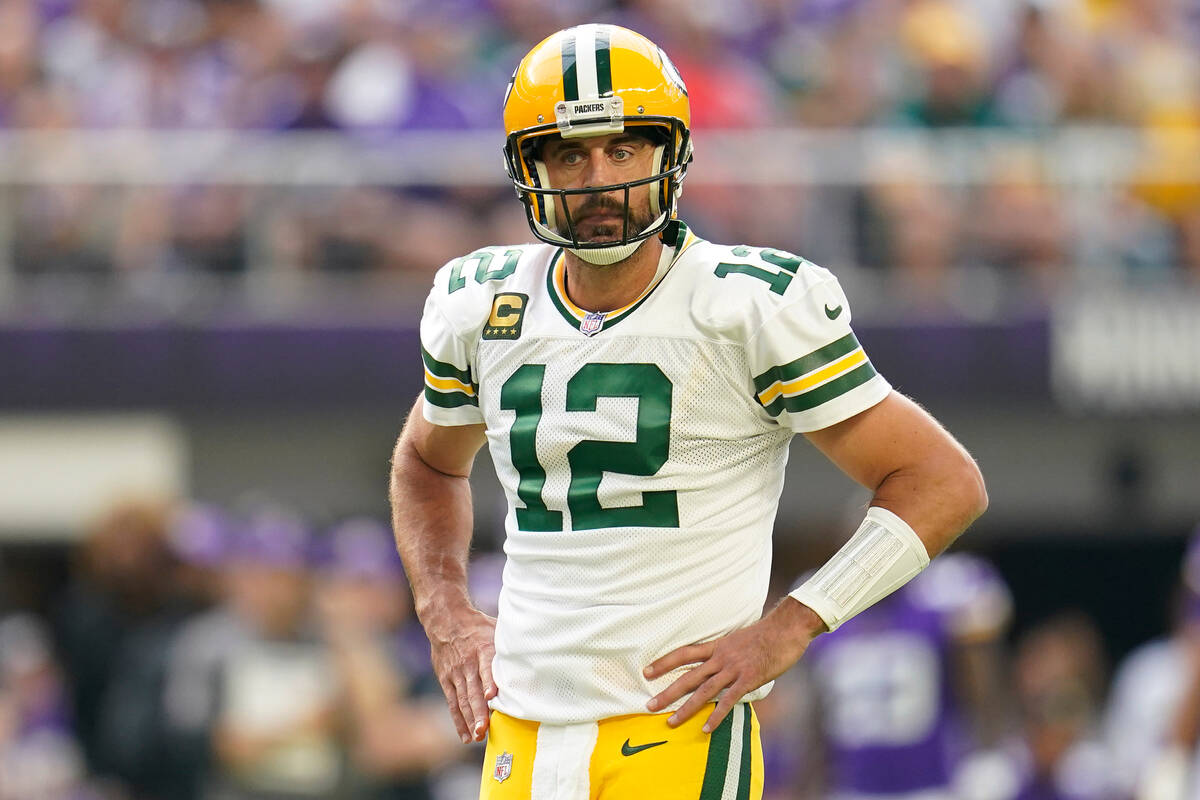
390 24 987 800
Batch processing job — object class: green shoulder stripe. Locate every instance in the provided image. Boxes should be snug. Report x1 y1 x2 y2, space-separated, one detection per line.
421 346 473 385
424 386 479 409
753 333 860 394
761 362 877 416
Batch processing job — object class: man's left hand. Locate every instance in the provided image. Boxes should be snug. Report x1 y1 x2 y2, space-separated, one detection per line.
643 597 826 733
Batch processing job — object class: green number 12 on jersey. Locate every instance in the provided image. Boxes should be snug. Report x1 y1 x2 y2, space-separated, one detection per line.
500 363 678 532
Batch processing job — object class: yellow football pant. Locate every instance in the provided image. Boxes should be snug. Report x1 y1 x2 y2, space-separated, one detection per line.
479 703 763 800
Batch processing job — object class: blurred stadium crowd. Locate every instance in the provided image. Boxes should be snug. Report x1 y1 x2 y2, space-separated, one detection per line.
1 496 1199 800
2 1 1200 799
0 499 490 800
0 0 1199 296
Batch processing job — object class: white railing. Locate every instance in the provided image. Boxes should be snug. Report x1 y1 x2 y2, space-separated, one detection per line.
0 126 1193 323
0 127 1179 186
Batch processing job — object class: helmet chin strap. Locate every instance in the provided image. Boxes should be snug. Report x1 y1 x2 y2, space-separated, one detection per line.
567 236 650 266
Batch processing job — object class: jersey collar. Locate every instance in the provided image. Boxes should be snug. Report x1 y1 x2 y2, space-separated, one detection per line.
546 220 698 335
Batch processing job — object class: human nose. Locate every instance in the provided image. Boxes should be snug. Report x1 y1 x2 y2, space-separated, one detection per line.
582 147 618 189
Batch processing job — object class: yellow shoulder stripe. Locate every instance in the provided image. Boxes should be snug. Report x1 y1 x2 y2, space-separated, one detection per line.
425 369 475 396
757 348 867 406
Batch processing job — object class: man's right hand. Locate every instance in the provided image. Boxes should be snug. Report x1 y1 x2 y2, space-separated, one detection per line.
390 404 495 742
427 605 498 743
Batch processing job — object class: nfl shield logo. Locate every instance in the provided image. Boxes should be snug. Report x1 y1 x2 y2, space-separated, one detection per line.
580 311 606 337
493 751 513 783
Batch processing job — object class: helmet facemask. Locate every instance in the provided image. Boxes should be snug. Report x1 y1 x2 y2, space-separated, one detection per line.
502 24 693 263
504 117 692 265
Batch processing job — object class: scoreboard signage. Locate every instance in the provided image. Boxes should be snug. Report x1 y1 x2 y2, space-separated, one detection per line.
1052 291 1200 411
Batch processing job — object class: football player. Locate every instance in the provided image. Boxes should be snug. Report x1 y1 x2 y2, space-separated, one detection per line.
802 551 1013 800
389 24 988 800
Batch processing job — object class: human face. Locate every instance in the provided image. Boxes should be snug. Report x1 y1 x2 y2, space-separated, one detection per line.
541 132 658 244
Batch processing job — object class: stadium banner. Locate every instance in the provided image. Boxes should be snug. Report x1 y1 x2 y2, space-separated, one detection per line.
3 320 1050 409
1052 290 1200 412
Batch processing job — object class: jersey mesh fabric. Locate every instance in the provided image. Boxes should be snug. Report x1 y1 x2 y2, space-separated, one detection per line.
420 230 890 723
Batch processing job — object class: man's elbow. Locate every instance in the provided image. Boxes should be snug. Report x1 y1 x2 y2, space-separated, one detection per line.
952 452 989 529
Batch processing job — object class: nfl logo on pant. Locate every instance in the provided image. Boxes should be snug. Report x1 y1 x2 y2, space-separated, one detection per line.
493 751 513 783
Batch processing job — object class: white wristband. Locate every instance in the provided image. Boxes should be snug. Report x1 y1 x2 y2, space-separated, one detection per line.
789 507 931 633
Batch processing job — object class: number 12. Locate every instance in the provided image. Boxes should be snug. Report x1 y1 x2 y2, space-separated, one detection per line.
500 363 678 532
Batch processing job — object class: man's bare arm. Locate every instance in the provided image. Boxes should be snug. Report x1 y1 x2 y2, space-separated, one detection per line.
803 391 988 557
646 391 987 731
389 395 492 743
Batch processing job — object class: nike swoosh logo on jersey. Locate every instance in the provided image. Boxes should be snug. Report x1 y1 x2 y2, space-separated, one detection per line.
621 738 668 756
825 304 843 320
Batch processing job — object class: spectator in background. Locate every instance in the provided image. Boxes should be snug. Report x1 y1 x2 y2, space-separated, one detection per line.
1124 117 1200 282
166 502 239 615
856 149 963 316
1093 0 1199 127
768 0 899 129
802 551 1014 800
0 614 96 800
964 146 1070 299
168 186 250 274
53 498 177 775
12 182 115 275
960 612 1117 800
623 0 777 130
0 0 37 127
0 0 1197 291
313 517 460 800
892 0 998 128
991 1 1103 128
163 504 341 800
1105 529 1200 800
89 502 237 799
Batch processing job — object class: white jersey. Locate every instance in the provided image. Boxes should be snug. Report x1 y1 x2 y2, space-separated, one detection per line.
419 221 891 723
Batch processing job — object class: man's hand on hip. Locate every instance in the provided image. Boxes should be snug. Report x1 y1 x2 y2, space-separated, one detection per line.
427 604 498 743
643 597 826 733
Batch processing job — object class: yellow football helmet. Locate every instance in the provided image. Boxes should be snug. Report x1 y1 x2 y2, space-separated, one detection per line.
502 24 693 264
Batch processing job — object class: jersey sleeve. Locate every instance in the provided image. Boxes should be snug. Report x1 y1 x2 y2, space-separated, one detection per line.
419 283 484 427
745 274 891 432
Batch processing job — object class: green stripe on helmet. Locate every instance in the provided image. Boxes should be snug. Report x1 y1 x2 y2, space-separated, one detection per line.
595 27 612 96
562 33 578 101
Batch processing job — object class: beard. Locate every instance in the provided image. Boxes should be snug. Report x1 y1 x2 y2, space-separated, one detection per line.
557 193 656 245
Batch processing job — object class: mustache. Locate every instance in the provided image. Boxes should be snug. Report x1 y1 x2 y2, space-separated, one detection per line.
572 197 628 220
